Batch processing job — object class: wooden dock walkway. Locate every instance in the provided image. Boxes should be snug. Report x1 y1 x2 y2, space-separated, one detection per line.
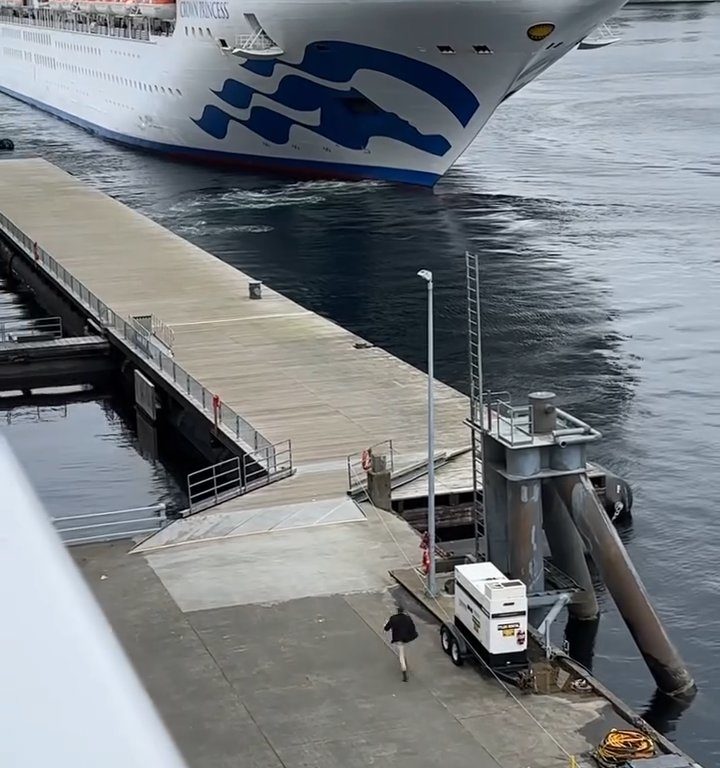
0 158 472 516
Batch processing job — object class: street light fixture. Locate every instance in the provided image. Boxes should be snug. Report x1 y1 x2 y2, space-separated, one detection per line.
417 269 436 597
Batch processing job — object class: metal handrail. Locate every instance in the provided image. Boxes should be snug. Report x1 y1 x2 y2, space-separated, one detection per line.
0 316 62 343
52 504 166 524
187 440 293 513
235 30 279 51
346 439 394 490
52 502 167 545
485 396 533 446
0 211 278 460
132 313 175 351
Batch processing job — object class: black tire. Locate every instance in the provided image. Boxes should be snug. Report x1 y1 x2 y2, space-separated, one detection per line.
450 637 464 667
440 625 452 655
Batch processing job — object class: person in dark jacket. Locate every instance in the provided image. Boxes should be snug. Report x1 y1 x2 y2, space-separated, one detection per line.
384 605 418 681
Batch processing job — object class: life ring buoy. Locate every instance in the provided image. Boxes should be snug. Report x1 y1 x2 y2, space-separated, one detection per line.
361 449 372 472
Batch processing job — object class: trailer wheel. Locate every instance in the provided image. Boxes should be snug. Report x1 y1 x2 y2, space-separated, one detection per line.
440 624 452 655
450 637 464 667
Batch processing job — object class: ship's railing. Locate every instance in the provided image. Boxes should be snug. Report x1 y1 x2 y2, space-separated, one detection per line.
235 30 277 52
0 211 280 466
0 7 172 40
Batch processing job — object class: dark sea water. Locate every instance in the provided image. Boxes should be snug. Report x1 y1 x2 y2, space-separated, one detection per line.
1 5 719 763
0 279 187 516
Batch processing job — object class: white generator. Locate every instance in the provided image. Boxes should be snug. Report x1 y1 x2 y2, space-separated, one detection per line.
440 562 528 672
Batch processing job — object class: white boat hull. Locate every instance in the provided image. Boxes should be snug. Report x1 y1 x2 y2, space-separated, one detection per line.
0 0 626 185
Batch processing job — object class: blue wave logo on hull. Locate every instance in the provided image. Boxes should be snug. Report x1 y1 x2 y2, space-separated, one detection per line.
194 75 450 156
193 41 480 158
241 41 479 127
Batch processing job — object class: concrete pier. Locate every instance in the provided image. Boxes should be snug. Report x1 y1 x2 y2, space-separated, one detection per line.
75 523 635 768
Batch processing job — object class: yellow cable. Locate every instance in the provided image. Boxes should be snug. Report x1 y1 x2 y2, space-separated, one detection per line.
595 728 655 764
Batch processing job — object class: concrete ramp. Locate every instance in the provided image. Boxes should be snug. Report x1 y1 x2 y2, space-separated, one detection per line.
134 497 364 552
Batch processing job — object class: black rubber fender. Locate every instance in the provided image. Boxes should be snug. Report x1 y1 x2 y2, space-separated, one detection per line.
604 472 633 522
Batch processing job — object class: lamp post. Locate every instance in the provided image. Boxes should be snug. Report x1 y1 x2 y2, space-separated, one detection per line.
417 269 436 597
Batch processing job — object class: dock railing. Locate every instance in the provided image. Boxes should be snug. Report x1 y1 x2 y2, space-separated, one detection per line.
132 313 175 352
346 439 394 491
0 212 279 465
52 503 167 546
0 316 62 343
481 393 534 447
187 440 294 514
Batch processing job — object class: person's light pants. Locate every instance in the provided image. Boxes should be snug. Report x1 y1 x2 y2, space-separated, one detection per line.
397 642 407 672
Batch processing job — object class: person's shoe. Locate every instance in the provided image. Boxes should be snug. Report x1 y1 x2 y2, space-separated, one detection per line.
402 670 408 682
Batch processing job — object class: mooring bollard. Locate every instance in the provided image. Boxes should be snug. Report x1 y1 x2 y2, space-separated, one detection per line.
249 281 262 300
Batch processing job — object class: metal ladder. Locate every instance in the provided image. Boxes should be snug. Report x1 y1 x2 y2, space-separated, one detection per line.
465 251 485 559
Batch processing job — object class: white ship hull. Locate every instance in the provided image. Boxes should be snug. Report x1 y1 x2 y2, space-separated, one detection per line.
0 0 625 185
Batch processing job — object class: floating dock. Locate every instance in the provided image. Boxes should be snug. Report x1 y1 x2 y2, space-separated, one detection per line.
0 334 112 390
0 157 473 544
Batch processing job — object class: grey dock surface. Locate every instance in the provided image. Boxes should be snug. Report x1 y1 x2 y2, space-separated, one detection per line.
73 518 624 768
0 157 470 533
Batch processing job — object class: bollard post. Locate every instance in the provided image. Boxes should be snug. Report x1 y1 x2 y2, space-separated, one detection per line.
366 454 392 511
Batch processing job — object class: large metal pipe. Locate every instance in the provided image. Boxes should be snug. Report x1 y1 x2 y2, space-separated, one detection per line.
507 479 544 593
551 427 588 438
564 614 600 673
555 474 695 697
541 481 598 621
554 408 596 430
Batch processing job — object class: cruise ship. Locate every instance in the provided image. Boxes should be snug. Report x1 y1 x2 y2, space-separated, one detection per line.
0 0 625 185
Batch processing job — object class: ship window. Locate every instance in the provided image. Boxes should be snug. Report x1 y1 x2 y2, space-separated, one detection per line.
185 27 188 35
206 28 211 36
473 44 493 54
198 28 203 36
218 37 228 48
437 45 455 54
